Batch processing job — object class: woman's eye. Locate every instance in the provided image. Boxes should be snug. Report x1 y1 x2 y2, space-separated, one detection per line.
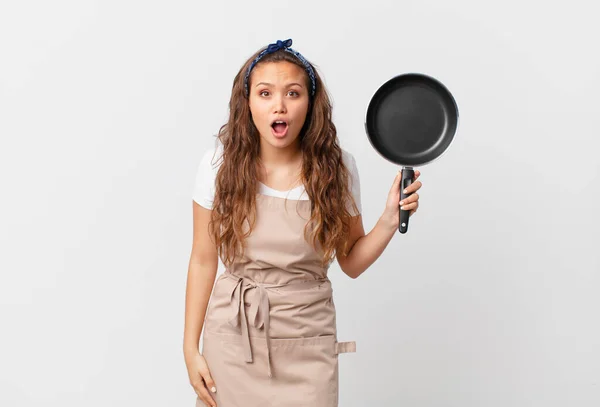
260 90 270 97
288 90 299 97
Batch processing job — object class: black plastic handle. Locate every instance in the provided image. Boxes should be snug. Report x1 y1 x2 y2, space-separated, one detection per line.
399 167 414 234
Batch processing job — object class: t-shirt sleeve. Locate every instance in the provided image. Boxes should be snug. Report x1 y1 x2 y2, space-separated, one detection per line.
193 148 218 209
345 151 362 216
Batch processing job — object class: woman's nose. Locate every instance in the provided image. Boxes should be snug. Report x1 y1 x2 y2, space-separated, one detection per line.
273 95 286 113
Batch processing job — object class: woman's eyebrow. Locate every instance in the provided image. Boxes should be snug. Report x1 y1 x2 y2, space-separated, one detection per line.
255 82 304 88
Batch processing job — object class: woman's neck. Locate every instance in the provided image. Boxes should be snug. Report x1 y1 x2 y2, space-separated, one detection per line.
257 139 303 185
258 139 302 167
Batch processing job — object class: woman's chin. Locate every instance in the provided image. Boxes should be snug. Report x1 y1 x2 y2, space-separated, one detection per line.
260 129 299 148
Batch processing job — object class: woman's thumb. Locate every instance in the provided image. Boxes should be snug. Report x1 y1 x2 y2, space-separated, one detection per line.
391 170 401 190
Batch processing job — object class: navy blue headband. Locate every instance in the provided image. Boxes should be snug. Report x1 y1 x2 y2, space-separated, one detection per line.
244 39 316 97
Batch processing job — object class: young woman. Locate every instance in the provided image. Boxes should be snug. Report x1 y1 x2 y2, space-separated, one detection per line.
184 39 422 407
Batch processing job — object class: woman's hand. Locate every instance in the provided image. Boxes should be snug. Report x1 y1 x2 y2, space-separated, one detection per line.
185 350 217 407
381 169 422 228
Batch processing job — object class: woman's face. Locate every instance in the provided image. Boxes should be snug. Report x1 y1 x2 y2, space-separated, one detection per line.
248 61 310 150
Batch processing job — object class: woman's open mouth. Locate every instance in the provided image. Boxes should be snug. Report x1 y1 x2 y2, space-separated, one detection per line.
271 120 289 138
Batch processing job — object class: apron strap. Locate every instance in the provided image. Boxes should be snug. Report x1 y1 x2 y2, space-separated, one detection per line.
335 341 356 354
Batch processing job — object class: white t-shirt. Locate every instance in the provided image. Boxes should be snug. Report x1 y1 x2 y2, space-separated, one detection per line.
193 143 362 216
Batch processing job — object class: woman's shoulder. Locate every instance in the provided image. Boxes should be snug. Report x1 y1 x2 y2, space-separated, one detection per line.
193 142 223 209
341 148 354 162
200 142 225 176
340 148 359 176
340 148 361 215
203 142 224 165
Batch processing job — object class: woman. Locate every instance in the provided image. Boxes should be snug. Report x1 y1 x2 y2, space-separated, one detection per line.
183 39 422 407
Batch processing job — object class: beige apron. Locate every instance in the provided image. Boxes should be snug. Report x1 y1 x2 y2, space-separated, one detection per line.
197 193 356 407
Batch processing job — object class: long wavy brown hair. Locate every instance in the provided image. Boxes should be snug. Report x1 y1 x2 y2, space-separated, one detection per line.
208 45 359 268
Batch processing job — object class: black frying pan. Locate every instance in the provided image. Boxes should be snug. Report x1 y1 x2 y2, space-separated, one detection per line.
365 73 459 234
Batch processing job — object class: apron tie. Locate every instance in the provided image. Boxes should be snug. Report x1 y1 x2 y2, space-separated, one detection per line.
227 275 273 377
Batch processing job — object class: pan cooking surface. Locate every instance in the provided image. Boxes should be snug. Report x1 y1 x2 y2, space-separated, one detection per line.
366 74 458 166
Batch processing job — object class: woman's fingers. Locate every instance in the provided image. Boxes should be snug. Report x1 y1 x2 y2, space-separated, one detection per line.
200 366 217 395
401 202 418 211
192 365 217 407
403 180 422 195
404 171 421 217
186 352 217 406
193 377 216 407
399 193 419 210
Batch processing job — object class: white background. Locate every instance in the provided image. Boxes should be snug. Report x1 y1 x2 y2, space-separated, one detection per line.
1 0 598 406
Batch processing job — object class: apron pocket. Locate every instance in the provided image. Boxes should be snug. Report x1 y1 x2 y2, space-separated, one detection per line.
269 334 339 405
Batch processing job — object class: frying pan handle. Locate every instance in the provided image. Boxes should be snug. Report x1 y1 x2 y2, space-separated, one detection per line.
399 168 414 234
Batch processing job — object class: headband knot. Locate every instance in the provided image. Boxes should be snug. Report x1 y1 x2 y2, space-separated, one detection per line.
244 38 316 97
266 39 292 53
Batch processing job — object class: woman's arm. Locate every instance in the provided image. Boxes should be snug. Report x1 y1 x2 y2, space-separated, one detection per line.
336 170 421 279
183 202 219 357
336 214 396 279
